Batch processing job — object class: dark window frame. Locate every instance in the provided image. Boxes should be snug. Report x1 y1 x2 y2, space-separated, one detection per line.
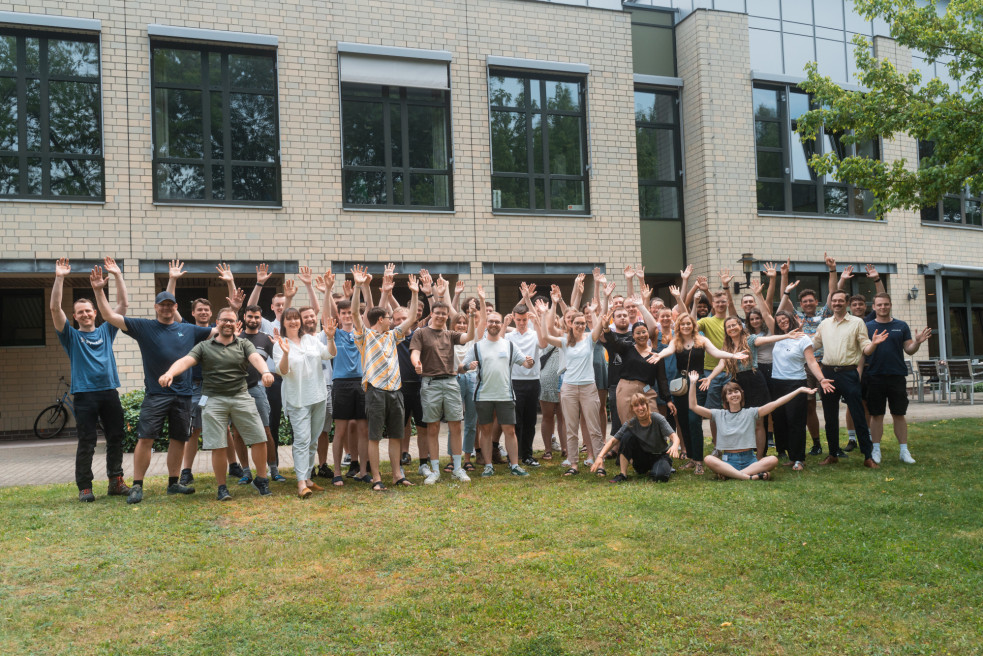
149 39 281 206
0 288 45 347
0 28 104 201
340 83 453 211
634 86 683 221
489 69 590 215
918 140 983 227
754 82 881 219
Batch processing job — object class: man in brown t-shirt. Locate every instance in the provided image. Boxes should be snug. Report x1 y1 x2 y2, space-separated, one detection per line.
410 302 475 483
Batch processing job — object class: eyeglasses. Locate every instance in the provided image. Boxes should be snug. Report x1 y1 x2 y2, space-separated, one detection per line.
217 318 236 324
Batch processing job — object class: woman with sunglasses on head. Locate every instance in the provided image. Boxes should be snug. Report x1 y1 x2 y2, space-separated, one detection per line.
590 392 681 483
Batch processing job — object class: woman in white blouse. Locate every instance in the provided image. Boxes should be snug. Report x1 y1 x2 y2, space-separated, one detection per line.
273 307 337 498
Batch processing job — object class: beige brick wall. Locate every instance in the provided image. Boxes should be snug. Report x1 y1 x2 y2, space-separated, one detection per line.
0 0 638 432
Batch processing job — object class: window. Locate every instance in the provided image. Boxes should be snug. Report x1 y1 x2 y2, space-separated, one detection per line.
754 83 879 218
918 141 982 227
151 42 280 205
0 29 103 200
0 289 44 346
489 71 589 214
341 84 451 209
634 88 682 220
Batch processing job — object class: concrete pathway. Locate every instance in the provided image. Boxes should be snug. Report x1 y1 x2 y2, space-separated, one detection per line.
2 401 980 489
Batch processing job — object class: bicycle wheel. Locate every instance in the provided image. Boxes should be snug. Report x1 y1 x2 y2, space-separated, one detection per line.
34 404 69 439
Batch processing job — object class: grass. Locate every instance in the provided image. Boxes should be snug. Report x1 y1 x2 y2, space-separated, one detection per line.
1 419 982 655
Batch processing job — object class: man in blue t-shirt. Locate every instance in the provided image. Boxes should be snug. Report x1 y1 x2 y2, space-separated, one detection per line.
865 293 932 465
95 279 212 504
51 258 131 503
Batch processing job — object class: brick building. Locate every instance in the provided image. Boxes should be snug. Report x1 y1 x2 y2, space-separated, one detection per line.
1 0 980 436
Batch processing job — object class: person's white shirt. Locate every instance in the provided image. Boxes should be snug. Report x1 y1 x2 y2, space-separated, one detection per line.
505 327 541 380
273 334 334 407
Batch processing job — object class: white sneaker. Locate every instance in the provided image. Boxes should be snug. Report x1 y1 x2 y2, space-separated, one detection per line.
498 444 508 459
424 471 440 485
482 464 495 477
871 444 882 464
551 436 561 451
342 453 351 466
561 459 571 467
899 449 916 464
584 458 594 468
452 468 471 483
418 463 432 477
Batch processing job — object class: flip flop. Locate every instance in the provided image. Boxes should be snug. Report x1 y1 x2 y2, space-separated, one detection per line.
331 475 344 487
563 467 579 476
393 477 414 487
371 481 388 492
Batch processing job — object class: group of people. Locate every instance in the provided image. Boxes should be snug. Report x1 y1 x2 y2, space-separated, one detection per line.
51 254 931 502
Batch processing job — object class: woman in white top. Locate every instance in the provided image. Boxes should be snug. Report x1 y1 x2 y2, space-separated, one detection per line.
687 371 814 480
273 307 337 498
537 288 606 476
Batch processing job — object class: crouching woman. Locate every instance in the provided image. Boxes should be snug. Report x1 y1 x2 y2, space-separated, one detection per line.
590 393 681 483
687 371 814 481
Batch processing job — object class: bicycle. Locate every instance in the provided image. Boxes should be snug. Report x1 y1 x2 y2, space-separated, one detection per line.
34 377 75 439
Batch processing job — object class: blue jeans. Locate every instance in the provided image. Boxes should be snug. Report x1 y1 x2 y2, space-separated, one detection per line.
704 369 730 410
447 372 477 455
721 449 757 471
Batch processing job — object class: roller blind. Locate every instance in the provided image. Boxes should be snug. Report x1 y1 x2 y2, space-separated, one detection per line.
339 53 449 90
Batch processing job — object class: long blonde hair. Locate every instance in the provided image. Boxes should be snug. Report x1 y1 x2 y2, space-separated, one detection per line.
672 313 706 353
722 316 751 377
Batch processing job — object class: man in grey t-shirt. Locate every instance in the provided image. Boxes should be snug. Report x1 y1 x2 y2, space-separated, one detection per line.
465 296 534 478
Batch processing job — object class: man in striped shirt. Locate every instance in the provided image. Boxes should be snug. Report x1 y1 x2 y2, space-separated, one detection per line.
351 265 420 491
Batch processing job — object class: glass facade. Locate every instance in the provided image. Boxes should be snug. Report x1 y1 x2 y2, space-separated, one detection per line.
918 141 982 227
925 277 983 359
634 88 682 220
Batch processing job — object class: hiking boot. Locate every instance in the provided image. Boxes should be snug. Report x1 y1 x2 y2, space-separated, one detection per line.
78 488 95 502
317 463 333 479
237 469 253 485
228 462 245 479
127 483 143 505
107 475 130 496
178 468 194 486
167 482 195 495
252 476 273 496
216 485 232 501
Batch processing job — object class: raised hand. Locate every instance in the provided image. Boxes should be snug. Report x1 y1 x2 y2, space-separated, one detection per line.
169 259 185 279
763 262 777 278
916 326 932 343
419 269 433 295
273 330 290 354
313 275 326 294
216 262 234 282
454 279 465 295
323 270 336 291
342 279 353 299
323 315 337 338
592 266 601 279
255 263 271 285
519 281 531 298
780 258 790 276
526 283 537 297
687 370 700 383
55 257 71 277
640 283 652 305
841 265 854 280
382 269 395 293
298 266 313 285
503 313 513 327
635 265 645 280
434 275 447 297
283 278 297 299
534 298 549 314
824 252 836 271
227 287 245 311
234 320 243 335
89 265 107 289
680 264 693 280
696 276 709 292
550 284 562 302
865 264 880 279
350 264 368 286
574 275 585 295
870 329 889 345
604 281 617 298
384 262 396 278
476 284 486 300
749 279 763 295
668 284 681 298
406 273 419 293
784 280 800 295
719 268 734 286
103 257 121 276
623 265 635 280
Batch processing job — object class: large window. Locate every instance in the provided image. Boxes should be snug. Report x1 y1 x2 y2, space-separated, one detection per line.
918 141 982 227
635 88 682 220
0 289 44 346
926 277 983 359
754 83 879 218
0 30 103 200
489 71 589 214
151 42 280 205
341 84 451 209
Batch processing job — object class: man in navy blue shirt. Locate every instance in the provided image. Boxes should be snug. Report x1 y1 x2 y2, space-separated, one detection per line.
865 292 932 464
51 258 131 502
95 279 213 504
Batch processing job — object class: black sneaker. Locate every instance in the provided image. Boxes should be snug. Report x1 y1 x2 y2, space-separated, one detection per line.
251 476 272 496
127 483 143 505
78 488 95 502
400 452 411 466
835 448 848 458
228 462 245 479
178 468 194 486
167 482 195 495
522 457 541 468
345 462 360 479
216 485 232 502
843 439 858 452
809 444 823 456
317 463 333 479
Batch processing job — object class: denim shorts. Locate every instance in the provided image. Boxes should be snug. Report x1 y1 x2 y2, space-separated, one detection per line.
721 449 757 471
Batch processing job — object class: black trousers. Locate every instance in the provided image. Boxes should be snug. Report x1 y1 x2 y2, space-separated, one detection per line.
74 390 125 490
512 379 541 461
266 375 284 465
771 378 807 462
608 383 621 437
821 367 872 458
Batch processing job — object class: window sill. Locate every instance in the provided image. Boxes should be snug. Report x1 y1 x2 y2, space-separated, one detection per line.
0 198 105 205
921 221 983 231
492 211 592 218
152 202 282 210
758 212 884 224
342 207 456 214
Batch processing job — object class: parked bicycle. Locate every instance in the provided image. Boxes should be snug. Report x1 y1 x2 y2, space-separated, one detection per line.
34 377 79 439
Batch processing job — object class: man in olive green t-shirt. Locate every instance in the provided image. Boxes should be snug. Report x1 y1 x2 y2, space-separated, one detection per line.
159 307 275 500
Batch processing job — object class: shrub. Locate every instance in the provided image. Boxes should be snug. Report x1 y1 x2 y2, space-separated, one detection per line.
120 389 171 454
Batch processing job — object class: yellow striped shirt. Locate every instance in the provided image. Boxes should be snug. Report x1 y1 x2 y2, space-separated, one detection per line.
353 325 405 391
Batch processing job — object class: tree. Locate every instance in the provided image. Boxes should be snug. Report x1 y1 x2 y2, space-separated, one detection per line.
796 0 983 216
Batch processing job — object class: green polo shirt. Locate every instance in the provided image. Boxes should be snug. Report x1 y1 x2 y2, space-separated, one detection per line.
188 336 257 397
697 315 726 370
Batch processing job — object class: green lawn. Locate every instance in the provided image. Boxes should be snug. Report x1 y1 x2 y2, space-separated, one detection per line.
2 419 981 656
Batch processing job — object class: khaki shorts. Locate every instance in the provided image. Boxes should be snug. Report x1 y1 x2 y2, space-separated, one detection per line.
202 391 267 450
421 376 464 423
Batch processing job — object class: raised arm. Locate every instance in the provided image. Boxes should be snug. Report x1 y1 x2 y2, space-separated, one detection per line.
720 269 738 317
216 261 237 306
638 284 658 336
762 261 778 309
777 259 795 313
537 294 564 348
592 267 603 310
757 384 816 418
550 284 568 315
379 263 396 311
474 285 488 338
101 257 129 316
588 306 604 343
398 274 420 334
451 278 464 313
350 266 366 331
623 265 636 298
704 340 748 362
320 317 339 358
570 273 585 310
320 269 336 326
166 258 184 297
669 284 690 319
865 264 887 295
90 265 127 330
749 279 775 333
905 326 933 356
50 258 70 329
297 266 321 316
677 264 692 313
247 263 272 308
837 264 854 292
687 371 712 418
273 331 291 375
824 252 837 309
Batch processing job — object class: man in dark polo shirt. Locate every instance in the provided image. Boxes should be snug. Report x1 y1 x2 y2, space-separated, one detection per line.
158 307 275 501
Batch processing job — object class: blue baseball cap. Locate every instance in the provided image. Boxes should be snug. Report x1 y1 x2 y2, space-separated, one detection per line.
155 291 177 304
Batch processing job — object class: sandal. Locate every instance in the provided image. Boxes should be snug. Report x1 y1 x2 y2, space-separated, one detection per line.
360 474 373 484
298 487 313 499
563 467 579 476
371 481 387 492
331 475 345 487
393 477 414 487
542 452 553 461
307 482 324 492
595 467 607 477
610 473 628 483
750 472 771 481
694 463 705 475
443 462 454 473
792 461 804 471
680 460 695 470
463 462 476 472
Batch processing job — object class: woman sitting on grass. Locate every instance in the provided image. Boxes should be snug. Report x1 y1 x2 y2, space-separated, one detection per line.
590 393 681 483
686 371 814 481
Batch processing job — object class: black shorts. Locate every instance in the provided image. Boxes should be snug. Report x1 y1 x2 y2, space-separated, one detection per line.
401 381 425 427
332 378 366 421
137 393 192 442
864 374 908 416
